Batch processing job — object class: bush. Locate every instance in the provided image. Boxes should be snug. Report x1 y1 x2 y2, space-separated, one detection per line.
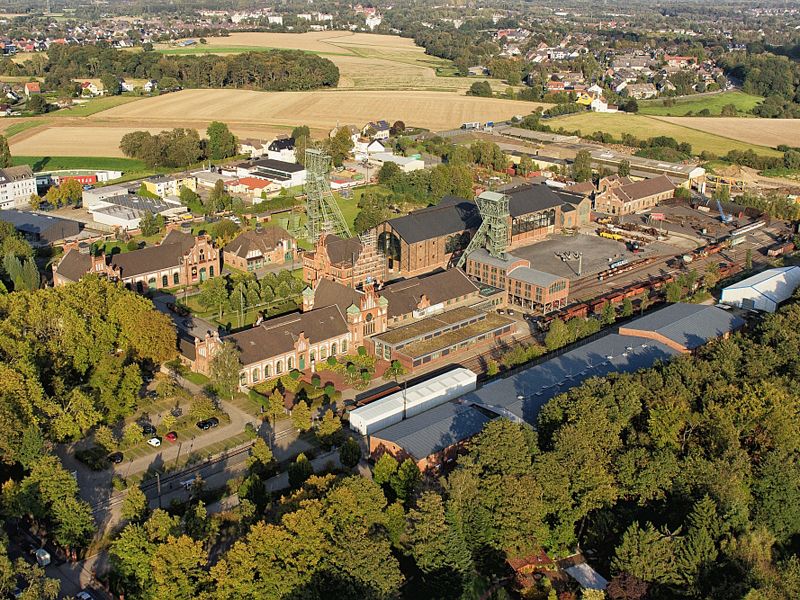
112 475 128 491
324 383 336 396
357 346 367 357
289 370 301 381
75 446 111 471
311 374 321 388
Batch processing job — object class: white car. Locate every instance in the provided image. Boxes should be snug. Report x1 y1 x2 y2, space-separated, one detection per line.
147 437 161 448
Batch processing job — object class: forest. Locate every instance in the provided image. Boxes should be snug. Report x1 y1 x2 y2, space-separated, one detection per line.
1 44 340 92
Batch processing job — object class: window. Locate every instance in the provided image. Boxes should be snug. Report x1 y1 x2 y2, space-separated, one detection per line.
265 364 271 377
239 372 247 385
252 367 260 382
341 339 347 353
320 347 327 360
276 360 283 374
331 343 337 355
148 276 156 285
173 272 180 285
310 351 315 362
209 266 215 277
287 356 294 370
162 275 168 287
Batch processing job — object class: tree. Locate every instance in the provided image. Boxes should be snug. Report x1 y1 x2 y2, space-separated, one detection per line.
390 120 406 135
0 135 10 168
621 297 634 317
545 318 571 351
745 248 753 270
390 458 421 503
291 400 312 432
339 437 361 469
665 281 683 303
210 342 241 400
377 161 402 184
121 486 149 522
639 290 651 314
602 301 617 325
139 212 164 237
247 437 273 474
28 194 41 210
101 73 120 95
382 360 407 382
326 126 354 166
572 150 593 182
618 159 631 178
150 535 209 599
316 409 343 447
624 98 639 113
189 396 216 422
467 81 493 97
206 121 237 160
198 277 228 320
607 573 649 600
288 453 314 488
207 179 230 213
373 453 398 487
612 522 679 584
264 389 285 426
27 94 48 114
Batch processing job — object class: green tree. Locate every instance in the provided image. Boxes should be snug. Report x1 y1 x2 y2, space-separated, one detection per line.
545 318 571 351
101 73 120 95
326 126 354 166
467 81 493 97
339 437 361 469
27 94 48 114
139 212 164 237
247 437 273 474
390 458 421 503
621 297 634 317
288 452 314 488
377 161 402 184
745 248 753 270
612 522 679 584
206 121 237 160
0 135 10 168
264 389 285 426
316 409 343 447
374 453 399 487
382 359 407 382
210 342 241 400
639 290 651 314
618 159 631 178
572 149 593 182
602 301 617 325
665 281 683 303
121 486 149 522
291 400 312 432
198 277 228 320
150 535 209 600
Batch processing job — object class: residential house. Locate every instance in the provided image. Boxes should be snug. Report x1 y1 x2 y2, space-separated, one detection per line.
362 120 391 141
232 158 306 189
118 78 134 93
354 138 386 160
143 174 197 199
229 176 280 201
0 166 37 210
222 226 298 272
53 229 220 291
329 125 360 145
23 82 40 97
239 139 268 158
625 83 658 99
80 81 101 96
143 79 158 93
266 137 296 162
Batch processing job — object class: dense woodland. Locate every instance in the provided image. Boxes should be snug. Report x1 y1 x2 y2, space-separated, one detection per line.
1 44 339 92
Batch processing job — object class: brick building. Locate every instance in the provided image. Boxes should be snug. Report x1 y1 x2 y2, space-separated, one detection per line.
53 229 219 291
302 233 384 288
223 226 298 272
594 174 675 216
466 248 569 314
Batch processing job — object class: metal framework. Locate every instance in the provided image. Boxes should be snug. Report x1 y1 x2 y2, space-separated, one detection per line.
304 148 352 242
456 191 510 268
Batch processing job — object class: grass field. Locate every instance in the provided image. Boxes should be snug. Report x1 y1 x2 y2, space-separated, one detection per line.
0 119 43 138
157 32 510 92
49 94 144 117
11 155 147 174
638 91 763 117
654 116 800 149
547 112 783 156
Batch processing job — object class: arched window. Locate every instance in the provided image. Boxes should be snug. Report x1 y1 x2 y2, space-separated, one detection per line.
162 274 168 287
331 343 337 355
320 347 327 359
148 276 156 285
276 360 283 374
136 281 144 293
341 339 348 353
209 266 214 277
252 367 260 382
173 272 180 285
265 364 271 377
287 356 294 370
239 372 247 385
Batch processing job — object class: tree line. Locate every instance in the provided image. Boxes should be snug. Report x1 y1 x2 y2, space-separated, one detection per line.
2 44 339 92
120 121 237 168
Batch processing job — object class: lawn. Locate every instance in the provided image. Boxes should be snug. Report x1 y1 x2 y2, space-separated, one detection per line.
638 91 764 117
546 112 783 157
11 155 148 172
1 119 44 138
48 94 144 118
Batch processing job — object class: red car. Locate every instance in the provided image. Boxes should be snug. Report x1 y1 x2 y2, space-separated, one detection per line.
165 431 178 443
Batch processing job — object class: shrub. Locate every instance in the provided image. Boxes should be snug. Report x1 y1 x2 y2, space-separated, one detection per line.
326 356 337 366
311 374 321 388
357 346 367 357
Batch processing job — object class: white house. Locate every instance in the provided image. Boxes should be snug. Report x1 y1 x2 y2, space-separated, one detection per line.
354 138 386 160
370 153 424 173
143 80 158 93
590 96 618 113
239 139 268 158
267 15 283 25
362 120 391 141
721 266 800 313
266 137 296 163
0 166 37 210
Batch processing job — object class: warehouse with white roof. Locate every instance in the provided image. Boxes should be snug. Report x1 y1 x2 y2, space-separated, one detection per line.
720 266 800 313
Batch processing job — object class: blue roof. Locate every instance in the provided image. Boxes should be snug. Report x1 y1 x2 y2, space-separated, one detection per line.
463 333 679 424
621 303 745 350
371 401 495 460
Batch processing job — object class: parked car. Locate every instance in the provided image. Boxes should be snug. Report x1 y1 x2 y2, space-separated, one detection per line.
108 452 124 464
508 309 515 316
196 417 220 430
165 431 178 443
141 424 156 436
76 589 102 600
147 437 161 448
166 302 190 317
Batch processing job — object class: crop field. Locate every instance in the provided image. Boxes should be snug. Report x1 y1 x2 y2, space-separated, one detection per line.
546 112 782 156
654 117 800 149
9 126 166 157
638 91 763 117
92 88 542 134
158 32 507 92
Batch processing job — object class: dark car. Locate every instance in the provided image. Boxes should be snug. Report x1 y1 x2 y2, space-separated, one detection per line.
196 417 220 430
141 424 156 436
108 452 124 464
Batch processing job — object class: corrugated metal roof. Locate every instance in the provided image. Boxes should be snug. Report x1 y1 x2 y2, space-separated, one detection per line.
509 266 564 287
621 303 745 350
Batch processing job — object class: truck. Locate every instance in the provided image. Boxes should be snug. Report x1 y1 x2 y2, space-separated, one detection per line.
461 122 480 130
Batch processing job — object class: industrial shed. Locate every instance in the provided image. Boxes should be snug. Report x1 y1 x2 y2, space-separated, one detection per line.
348 367 477 436
0 209 81 246
720 266 800 313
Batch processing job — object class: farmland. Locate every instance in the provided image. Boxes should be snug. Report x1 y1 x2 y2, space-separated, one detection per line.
157 32 507 92
9 126 166 158
638 91 763 117
654 116 800 149
546 112 783 156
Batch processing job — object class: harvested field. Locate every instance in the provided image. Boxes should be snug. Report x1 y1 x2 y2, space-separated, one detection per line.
546 112 782 156
95 89 542 133
9 126 165 158
159 32 508 92
654 117 800 149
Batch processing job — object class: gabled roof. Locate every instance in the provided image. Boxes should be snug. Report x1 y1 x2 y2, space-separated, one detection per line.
54 249 92 282
223 227 292 259
108 230 196 279
268 137 295 151
505 184 565 217
312 277 364 314
380 269 479 319
607 175 675 203
386 197 479 244
226 305 348 366
322 234 363 265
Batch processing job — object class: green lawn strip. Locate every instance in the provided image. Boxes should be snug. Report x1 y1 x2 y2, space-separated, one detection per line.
183 371 211 386
11 155 148 172
2 119 47 138
638 91 763 117
48 94 144 118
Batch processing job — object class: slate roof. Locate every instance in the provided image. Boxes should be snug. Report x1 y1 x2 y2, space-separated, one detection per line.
250 158 304 173
467 248 528 270
0 209 80 241
268 137 295 151
54 249 92 282
386 197 479 244
223 227 292 259
226 305 348 366
312 277 363 313
509 266 564 288
371 401 495 461
322 234 363 265
0 165 33 182
608 175 675 203
505 183 565 217
620 303 745 350
380 269 479 319
108 230 195 279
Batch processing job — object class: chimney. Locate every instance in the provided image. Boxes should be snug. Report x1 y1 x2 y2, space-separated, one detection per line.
77 241 91 254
